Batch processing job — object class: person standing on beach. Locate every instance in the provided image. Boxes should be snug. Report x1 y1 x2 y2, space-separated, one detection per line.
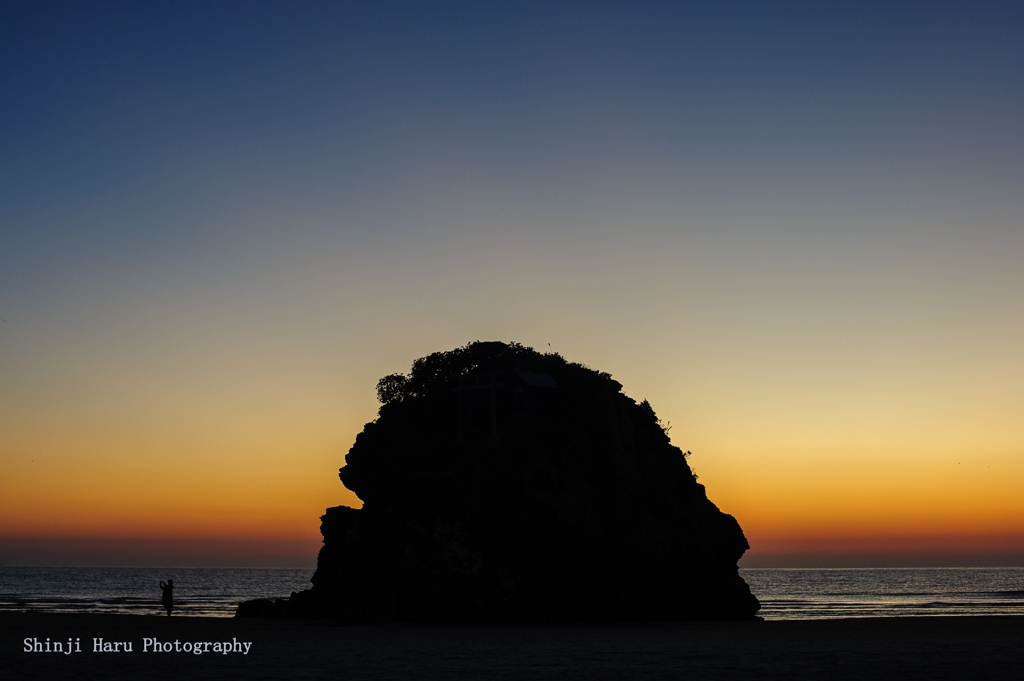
159 579 174 616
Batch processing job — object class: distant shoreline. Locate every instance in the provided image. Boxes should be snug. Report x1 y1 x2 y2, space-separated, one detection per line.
4 612 1023 680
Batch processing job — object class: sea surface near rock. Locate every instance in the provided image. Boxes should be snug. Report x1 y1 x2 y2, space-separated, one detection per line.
285 342 759 622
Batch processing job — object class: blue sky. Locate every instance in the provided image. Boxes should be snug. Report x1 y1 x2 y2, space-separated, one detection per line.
2 1 1023 565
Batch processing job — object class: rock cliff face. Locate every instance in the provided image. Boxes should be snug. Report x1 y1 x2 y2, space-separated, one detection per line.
304 342 759 621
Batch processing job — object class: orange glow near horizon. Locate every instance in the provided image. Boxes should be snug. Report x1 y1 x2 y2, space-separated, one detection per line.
3 380 1022 567
1 218 1021 568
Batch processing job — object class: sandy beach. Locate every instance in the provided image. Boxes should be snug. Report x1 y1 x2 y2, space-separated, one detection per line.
3 612 1023 680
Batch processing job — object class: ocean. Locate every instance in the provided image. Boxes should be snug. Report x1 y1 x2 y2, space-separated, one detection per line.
743 568 1024 619
0 567 312 618
1 566 1022 620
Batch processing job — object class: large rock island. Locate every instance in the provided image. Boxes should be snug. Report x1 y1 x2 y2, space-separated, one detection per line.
275 342 759 621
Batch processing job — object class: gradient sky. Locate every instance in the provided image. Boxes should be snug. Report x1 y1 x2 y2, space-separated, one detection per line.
2 1 1022 567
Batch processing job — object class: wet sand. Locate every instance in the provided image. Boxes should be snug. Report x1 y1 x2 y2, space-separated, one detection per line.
3 611 1023 680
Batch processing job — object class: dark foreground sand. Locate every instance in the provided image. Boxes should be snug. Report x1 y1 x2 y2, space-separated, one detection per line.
3 612 1022 680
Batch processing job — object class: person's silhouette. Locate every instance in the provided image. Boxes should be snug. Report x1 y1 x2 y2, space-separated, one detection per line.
159 579 174 616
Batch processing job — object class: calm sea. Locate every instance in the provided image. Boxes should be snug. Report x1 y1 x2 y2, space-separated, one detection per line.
742 567 1024 620
0 567 312 618
1 566 1022 619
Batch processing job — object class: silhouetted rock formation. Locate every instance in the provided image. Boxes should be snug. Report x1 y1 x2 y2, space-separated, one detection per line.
285 342 758 621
